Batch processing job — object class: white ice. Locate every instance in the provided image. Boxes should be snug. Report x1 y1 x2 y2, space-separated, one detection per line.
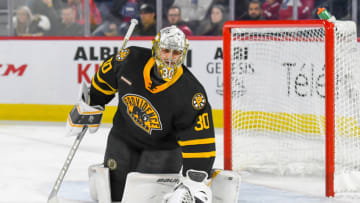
0 121 358 203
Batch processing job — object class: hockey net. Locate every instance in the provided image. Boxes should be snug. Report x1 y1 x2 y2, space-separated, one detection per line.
223 20 360 197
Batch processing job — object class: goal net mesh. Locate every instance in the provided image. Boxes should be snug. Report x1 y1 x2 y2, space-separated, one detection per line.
229 21 360 194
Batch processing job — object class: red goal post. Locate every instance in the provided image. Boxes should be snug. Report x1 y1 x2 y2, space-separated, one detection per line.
223 20 360 197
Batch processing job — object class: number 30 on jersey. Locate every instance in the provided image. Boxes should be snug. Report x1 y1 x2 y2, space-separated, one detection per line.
194 113 210 131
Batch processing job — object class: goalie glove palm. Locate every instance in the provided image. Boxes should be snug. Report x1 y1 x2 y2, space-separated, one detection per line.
66 83 104 136
162 170 212 203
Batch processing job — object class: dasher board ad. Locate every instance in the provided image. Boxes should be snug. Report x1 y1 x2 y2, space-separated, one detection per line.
1 38 359 114
0 39 223 109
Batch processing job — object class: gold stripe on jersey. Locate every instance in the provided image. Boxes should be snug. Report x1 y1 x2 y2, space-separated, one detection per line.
96 71 117 92
182 151 216 158
92 57 117 95
143 57 183 94
92 71 116 95
92 77 116 95
178 138 215 146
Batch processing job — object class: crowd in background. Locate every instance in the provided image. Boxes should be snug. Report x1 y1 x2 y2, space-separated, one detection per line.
0 0 357 37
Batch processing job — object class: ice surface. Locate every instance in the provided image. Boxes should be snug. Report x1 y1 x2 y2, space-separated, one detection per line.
0 121 358 203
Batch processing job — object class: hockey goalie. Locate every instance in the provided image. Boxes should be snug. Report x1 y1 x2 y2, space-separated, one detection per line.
64 25 241 203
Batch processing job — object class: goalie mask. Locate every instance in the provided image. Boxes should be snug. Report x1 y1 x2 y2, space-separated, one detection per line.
152 25 189 81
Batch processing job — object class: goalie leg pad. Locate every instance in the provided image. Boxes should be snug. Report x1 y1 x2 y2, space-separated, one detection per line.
121 172 180 203
87 169 241 203
89 169 181 203
88 163 112 203
207 169 241 203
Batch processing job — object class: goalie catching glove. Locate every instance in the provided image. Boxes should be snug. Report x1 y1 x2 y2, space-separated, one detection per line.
66 82 104 136
162 170 212 203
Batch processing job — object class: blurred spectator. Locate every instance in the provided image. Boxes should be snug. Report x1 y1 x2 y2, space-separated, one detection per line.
132 4 156 36
93 0 113 19
196 4 226 36
28 0 64 11
121 0 139 22
172 0 212 23
92 20 120 36
235 0 250 20
209 0 229 8
27 0 63 35
13 6 51 36
92 0 139 36
67 0 102 31
56 6 84 36
138 0 174 22
279 0 314 20
262 0 281 20
331 0 351 20
240 0 264 20
128 0 172 22
206 0 230 18
94 0 173 35
164 6 193 36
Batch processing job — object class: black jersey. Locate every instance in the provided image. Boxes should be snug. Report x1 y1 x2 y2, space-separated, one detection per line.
90 46 215 175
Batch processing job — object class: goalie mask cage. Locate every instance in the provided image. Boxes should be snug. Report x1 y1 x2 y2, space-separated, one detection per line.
223 20 360 197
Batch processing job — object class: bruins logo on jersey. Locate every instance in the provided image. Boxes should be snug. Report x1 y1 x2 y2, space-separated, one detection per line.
122 94 162 134
115 48 130 61
192 93 206 110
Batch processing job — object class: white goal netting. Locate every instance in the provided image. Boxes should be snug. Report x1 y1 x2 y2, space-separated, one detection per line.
228 20 360 195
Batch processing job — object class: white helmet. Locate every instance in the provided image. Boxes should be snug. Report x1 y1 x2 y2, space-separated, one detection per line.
152 25 189 81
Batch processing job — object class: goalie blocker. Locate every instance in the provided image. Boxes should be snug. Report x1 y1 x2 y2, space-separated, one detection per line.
88 164 241 203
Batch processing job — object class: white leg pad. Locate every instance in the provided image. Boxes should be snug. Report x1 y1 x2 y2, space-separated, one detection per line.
88 163 112 203
88 167 241 203
121 172 180 203
208 169 242 203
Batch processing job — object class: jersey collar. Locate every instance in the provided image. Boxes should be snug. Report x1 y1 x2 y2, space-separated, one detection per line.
143 57 183 93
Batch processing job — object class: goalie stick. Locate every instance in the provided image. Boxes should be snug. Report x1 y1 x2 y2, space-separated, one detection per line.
121 19 138 51
47 19 138 203
48 126 88 203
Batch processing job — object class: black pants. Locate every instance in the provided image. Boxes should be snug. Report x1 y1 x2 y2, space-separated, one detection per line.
104 134 182 201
